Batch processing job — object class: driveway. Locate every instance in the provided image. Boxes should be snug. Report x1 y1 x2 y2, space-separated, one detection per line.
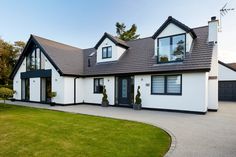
4 101 236 157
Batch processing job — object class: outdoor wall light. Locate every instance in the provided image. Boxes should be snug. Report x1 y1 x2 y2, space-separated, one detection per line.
141 78 143 81
33 80 35 83
55 79 58 82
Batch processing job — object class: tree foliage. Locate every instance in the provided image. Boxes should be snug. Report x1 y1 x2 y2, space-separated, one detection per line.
0 38 25 85
0 87 14 103
116 22 140 41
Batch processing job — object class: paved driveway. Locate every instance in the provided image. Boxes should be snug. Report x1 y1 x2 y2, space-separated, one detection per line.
4 101 236 157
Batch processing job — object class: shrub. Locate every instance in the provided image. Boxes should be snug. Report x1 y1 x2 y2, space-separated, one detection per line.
102 86 109 103
135 86 142 105
48 91 57 98
0 87 14 103
160 56 169 62
0 85 13 89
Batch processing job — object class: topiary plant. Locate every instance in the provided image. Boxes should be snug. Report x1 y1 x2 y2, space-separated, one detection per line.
134 86 142 110
102 86 109 107
135 86 142 105
0 87 15 104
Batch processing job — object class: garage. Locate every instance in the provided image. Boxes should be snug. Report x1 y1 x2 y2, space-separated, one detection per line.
218 61 236 101
219 81 236 101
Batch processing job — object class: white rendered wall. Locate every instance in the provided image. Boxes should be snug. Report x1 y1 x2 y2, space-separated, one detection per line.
134 73 208 112
208 43 218 110
154 23 193 55
13 58 26 99
96 38 126 63
83 76 115 105
29 78 40 102
63 77 75 104
75 78 84 103
219 63 236 81
43 53 65 104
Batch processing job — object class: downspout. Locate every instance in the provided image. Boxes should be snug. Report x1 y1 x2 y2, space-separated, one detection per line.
74 77 79 104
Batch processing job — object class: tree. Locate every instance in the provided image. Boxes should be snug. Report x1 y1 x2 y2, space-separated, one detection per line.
0 38 25 85
0 87 14 104
116 22 140 41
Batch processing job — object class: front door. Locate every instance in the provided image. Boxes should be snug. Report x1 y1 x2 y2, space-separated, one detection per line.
118 77 133 106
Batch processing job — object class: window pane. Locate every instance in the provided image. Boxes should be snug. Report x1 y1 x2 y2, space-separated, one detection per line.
158 37 171 62
167 75 181 93
35 48 40 70
152 76 165 93
122 79 127 98
30 50 36 70
172 35 185 61
94 78 104 93
108 47 112 58
102 48 107 58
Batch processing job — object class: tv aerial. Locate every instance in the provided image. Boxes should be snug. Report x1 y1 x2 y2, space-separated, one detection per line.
219 2 235 31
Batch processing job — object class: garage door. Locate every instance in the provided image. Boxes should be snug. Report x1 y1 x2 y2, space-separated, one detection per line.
219 81 236 101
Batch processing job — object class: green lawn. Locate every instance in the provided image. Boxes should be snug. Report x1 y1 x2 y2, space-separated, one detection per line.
0 104 171 157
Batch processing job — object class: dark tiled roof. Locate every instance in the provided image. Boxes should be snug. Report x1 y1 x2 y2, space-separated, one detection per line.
94 32 129 49
11 25 214 78
32 35 84 76
218 61 236 72
227 63 236 71
83 26 213 76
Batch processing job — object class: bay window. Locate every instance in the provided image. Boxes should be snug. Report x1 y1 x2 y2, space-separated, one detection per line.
157 34 186 63
151 75 182 95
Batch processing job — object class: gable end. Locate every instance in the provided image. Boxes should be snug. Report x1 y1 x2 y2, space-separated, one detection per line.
10 35 64 79
152 16 197 39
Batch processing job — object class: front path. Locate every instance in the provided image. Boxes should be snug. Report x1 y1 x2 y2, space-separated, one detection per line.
4 101 236 157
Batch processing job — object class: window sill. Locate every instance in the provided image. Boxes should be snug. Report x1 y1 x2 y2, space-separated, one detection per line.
153 61 183 66
151 93 182 96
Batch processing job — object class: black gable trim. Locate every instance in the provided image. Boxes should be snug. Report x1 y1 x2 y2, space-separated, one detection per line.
94 32 129 49
10 35 64 79
152 16 197 39
218 60 236 72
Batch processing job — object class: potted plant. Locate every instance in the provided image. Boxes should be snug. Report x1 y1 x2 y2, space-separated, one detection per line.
49 91 57 106
101 86 109 107
133 86 142 110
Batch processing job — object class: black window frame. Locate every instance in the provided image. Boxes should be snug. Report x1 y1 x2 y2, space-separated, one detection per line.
151 74 182 95
26 45 42 71
94 78 104 94
102 46 112 59
157 33 186 64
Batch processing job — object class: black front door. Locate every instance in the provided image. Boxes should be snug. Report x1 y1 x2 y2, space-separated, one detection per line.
118 77 132 105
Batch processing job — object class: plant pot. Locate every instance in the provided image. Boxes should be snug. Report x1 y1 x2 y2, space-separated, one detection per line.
50 102 56 106
101 101 109 107
10 98 15 102
133 104 141 110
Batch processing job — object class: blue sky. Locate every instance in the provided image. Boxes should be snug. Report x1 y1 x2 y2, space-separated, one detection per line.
1 0 236 62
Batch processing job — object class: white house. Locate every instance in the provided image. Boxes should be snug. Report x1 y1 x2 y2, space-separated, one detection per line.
10 16 219 113
218 61 236 101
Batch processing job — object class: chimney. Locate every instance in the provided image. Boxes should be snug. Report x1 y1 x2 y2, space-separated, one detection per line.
208 16 219 43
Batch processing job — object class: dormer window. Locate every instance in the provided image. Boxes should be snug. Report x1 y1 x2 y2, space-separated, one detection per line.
102 46 112 59
157 34 186 63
